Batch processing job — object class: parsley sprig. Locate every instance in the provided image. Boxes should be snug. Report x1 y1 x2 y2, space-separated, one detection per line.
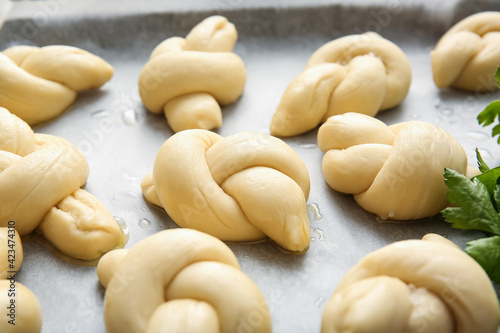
442 68 500 282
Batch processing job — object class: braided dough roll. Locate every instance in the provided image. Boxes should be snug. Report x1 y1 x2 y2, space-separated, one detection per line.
138 16 246 132
0 45 113 125
98 229 271 333
270 32 411 137
431 11 500 91
0 108 122 260
318 113 468 220
321 234 500 333
141 129 311 252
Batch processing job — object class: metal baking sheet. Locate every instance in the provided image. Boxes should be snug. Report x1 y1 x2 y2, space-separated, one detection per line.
1 0 500 332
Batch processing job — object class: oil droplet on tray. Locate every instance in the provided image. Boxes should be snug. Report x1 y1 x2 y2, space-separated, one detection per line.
313 228 325 241
122 109 139 126
434 98 440 107
314 297 326 308
307 203 322 221
114 217 130 248
139 218 152 229
440 108 454 116
299 143 318 149
90 109 109 118
465 131 490 142
127 191 139 198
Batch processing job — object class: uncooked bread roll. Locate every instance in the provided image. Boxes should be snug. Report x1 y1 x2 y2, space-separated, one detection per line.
0 280 42 333
138 15 247 132
270 32 412 137
0 227 23 279
431 11 500 91
98 229 271 333
0 45 113 125
141 129 311 252
321 234 500 333
0 108 122 260
318 113 467 220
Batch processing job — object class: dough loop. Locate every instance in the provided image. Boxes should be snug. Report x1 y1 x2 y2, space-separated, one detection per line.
318 113 467 220
138 15 247 132
432 11 500 91
321 234 500 333
98 229 272 333
0 45 113 125
141 129 311 252
0 108 122 260
271 32 411 137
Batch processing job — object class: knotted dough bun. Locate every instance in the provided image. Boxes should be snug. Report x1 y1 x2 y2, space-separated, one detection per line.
98 229 271 333
138 15 247 132
0 108 122 260
431 11 500 91
321 234 500 333
0 45 113 125
318 113 468 220
270 32 411 137
141 129 311 252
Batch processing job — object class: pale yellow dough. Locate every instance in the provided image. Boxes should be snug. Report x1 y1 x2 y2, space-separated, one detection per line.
98 229 272 333
321 234 500 333
141 129 311 252
0 227 23 279
0 108 122 260
138 15 247 132
270 32 412 137
0 280 42 333
431 11 500 91
318 113 468 220
0 45 113 125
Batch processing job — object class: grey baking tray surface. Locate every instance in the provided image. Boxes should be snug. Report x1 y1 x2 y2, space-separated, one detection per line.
1 0 500 332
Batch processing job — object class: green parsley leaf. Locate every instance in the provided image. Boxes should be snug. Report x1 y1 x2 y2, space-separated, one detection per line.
442 168 500 234
478 101 500 143
465 235 500 283
475 167 500 197
476 148 490 173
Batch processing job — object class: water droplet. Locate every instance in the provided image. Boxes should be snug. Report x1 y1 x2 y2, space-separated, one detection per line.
307 203 322 221
122 109 139 126
90 109 109 118
299 143 318 149
141 207 147 212
127 191 139 198
465 131 490 142
313 228 325 241
112 195 119 201
440 108 454 116
314 297 326 308
155 225 164 231
138 218 151 229
311 236 316 241
409 114 421 119
477 148 492 160
434 98 440 107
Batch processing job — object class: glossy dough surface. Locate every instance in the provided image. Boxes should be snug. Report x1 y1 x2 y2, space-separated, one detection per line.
431 11 500 91
138 15 246 132
318 113 468 220
321 234 500 333
98 229 271 333
141 129 311 252
270 32 411 136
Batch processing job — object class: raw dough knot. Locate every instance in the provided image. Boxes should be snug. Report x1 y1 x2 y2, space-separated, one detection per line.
270 32 412 137
138 15 247 132
0 45 113 125
0 108 122 260
98 229 272 333
141 129 311 252
321 234 500 333
318 113 467 220
431 11 500 92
